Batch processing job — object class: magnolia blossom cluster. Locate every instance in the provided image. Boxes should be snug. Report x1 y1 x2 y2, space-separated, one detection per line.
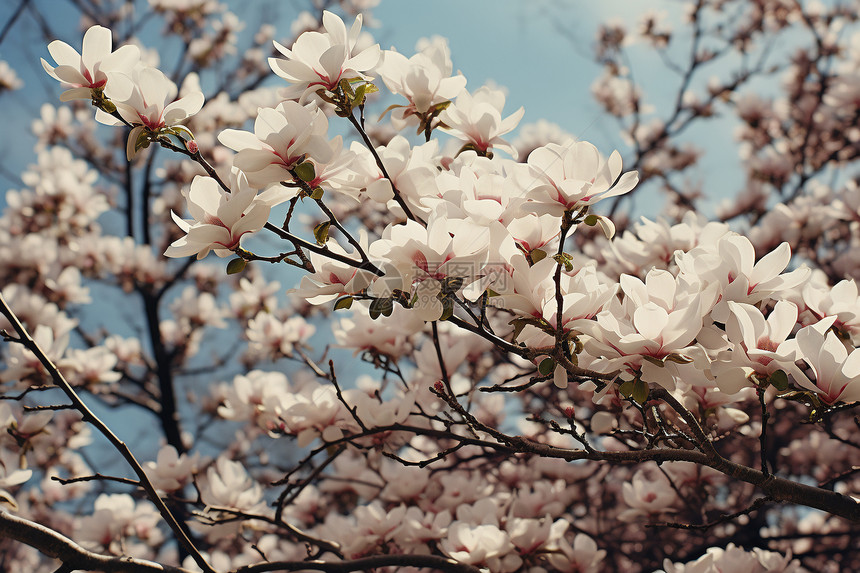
0 3 858 573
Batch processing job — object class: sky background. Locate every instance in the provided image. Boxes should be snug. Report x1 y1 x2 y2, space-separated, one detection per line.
0 0 757 218
0 0 805 465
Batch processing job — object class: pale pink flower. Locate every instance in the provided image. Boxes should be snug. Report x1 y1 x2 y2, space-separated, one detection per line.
440 86 524 157
96 66 204 160
143 445 199 493
41 25 139 102
377 36 466 129
201 456 263 511
712 301 801 394
791 317 860 404
618 469 679 520
440 522 518 571
218 100 349 192
269 10 381 103
164 171 271 259
521 141 639 219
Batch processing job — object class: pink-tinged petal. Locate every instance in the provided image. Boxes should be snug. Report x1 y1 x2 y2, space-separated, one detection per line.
235 149 280 173
269 57 316 83
271 40 293 59
566 142 600 182
750 242 790 287
244 165 291 188
345 45 381 72
767 300 798 344
187 176 222 219
318 44 348 82
841 348 860 379
727 302 762 352
832 279 859 302
218 180 257 225
81 26 112 72
47 40 81 68
103 71 134 101
164 236 200 258
138 67 172 111
598 171 639 200
218 129 263 152
303 136 337 165
170 210 191 233
755 266 811 294
727 236 755 278
40 58 60 81
51 64 87 85
94 107 123 127
822 330 848 369
645 270 676 311
60 86 93 102
715 366 753 394
254 106 289 147
633 303 669 342
620 274 648 308
663 299 704 349
553 364 568 389
163 91 204 125
497 106 525 134
348 13 363 45
231 203 271 237
100 44 139 73
322 10 348 45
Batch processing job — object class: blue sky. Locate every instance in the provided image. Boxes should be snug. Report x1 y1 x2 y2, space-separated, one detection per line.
0 0 755 217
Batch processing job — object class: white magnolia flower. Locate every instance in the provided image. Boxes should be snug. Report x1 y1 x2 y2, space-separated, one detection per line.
218 100 346 192
712 300 801 394
440 86 524 156
143 445 199 493
521 141 639 218
677 235 810 323
42 25 139 101
792 317 860 404
201 456 263 511
164 171 271 259
269 10 381 103
377 36 466 129
96 66 204 160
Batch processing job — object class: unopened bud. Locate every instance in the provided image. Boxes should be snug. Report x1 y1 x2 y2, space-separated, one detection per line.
564 406 575 419
185 140 199 154
433 380 445 393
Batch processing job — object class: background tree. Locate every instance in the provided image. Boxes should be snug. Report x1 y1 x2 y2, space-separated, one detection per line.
0 1 858 572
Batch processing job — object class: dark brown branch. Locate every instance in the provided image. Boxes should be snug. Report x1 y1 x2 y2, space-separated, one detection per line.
0 294 214 573
0 510 194 573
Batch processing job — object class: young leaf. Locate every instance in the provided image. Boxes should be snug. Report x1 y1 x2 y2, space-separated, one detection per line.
226 257 246 275
538 357 555 376
313 221 331 245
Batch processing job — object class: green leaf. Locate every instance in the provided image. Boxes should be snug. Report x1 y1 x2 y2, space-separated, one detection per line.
333 296 353 311
769 370 789 391
294 162 316 182
530 249 547 264
438 297 453 321
226 257 246 275
583 214 599 226
313 221 331 245
552 252 574 272
632 378 649 404
538 358 555 376
309 187 324 200
369 298 393 320
619 380 635 398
